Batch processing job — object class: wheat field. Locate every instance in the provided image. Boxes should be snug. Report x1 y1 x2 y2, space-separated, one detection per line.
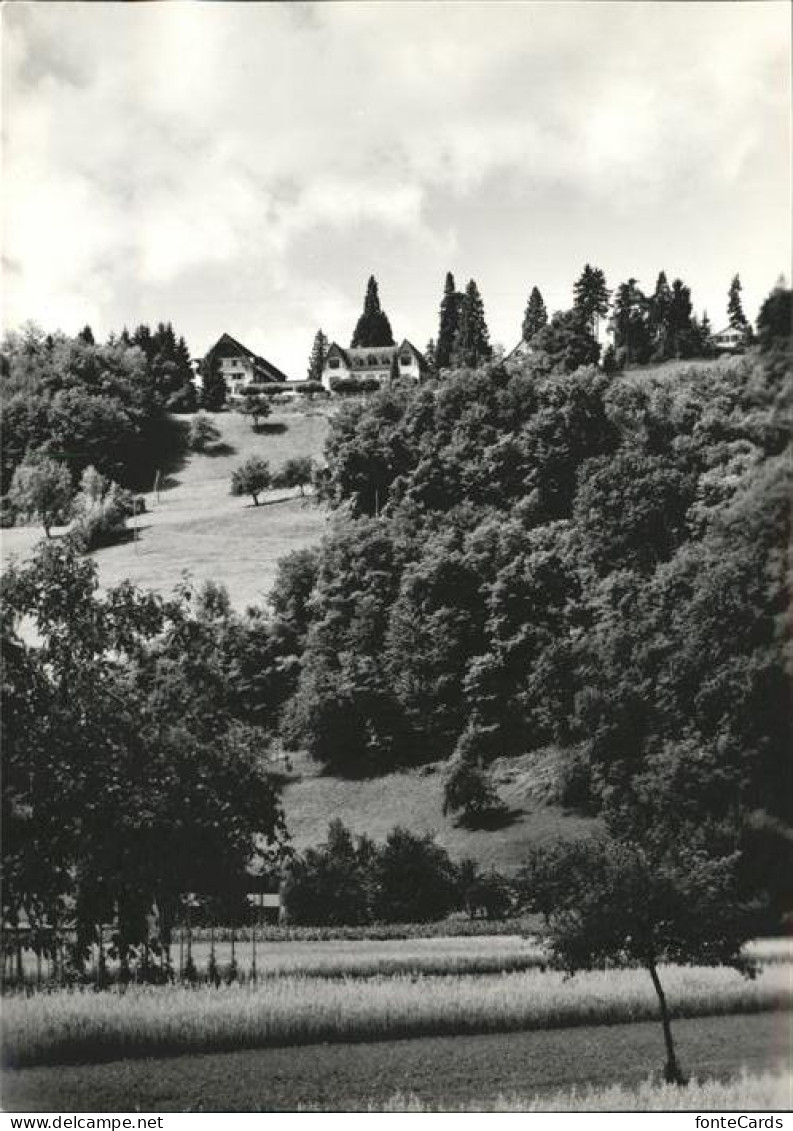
4 962 790 1068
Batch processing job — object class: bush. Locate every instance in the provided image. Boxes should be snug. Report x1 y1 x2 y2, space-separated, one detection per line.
374 827 459 923
69 466 134 551
463 869 515 919
239 394 271 428
443 758 502 826
282 821 373 926
188 413 222 452
329 376 382 395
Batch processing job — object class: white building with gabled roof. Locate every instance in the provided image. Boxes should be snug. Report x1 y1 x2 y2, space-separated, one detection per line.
321 340 425 391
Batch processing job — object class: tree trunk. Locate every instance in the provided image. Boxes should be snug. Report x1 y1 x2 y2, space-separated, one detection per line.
647 960 686 1085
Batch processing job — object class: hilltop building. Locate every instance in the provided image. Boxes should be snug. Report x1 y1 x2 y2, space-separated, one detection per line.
321 340 425 391
710 325 751 353
200 333 291 398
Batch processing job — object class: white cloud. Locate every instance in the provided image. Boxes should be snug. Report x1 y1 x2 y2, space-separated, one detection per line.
2 1 789 370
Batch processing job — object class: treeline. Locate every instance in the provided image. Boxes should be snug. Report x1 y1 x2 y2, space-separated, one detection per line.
275 283 791 918
0 321 196 501
321 266 759 387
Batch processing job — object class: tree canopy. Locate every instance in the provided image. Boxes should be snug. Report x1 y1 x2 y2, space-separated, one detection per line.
1 543 288 960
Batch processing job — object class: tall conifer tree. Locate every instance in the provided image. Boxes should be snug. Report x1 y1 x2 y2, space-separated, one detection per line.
727 274 749 330
436 272 463 370
522 287 548 342
350 277 395 348
452 279 492 368
572 265 610 337
307 329 329 381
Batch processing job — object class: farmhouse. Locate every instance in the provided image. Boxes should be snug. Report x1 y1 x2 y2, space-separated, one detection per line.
321 340 425 391
711 325 750 353
201 333 292 398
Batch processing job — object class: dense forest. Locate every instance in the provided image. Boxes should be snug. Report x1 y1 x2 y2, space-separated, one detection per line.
276 284 791 918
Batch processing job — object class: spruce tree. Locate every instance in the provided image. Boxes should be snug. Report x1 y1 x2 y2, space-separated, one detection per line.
521 286 548 342
727 274 749 330
649 271 673 358
424 339 438 380
667 279 694 358
307 329 329 381
436 272 463 370
77 325 95 345
572 265 610 337
452 279 492 368
610 279 651 366
350 276 395 348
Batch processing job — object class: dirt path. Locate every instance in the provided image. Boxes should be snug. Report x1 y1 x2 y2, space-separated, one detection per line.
3 1011 788 1112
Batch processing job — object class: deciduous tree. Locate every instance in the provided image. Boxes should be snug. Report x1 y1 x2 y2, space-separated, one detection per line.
8 457 73 537
230 456 271 506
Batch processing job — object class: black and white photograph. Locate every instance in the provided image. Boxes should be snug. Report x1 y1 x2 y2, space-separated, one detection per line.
1 0 791 1116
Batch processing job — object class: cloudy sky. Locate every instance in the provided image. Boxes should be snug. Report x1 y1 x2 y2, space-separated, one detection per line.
3 1 790 374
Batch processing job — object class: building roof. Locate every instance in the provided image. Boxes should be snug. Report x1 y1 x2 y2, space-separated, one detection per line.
505 339 535 363
204 333 291 383
325 339 425 370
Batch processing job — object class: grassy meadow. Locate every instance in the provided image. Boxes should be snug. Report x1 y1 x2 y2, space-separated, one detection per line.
0 408 330 609
4 961 790 1068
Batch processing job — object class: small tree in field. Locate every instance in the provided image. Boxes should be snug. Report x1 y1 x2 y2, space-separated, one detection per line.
231 457 271 506
8 457 73 537
517 835 756 1084
239 394 271 429
443 756 501 826
276 456 314 497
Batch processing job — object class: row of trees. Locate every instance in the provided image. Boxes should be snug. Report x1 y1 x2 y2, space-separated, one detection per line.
282 820 473 926
307 267 758 390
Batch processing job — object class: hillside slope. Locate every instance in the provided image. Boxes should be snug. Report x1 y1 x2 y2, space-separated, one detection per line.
2 408 330 609
280 750 597 871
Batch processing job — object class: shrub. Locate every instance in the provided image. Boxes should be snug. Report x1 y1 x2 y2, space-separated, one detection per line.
463 869 515 920
188 413 222 452
443 758 502 826
282 821 373 926
69 466 134 551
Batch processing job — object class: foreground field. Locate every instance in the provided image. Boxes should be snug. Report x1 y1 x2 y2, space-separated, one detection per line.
3 1012 788 1111
4 963 789 1068
345 1069 793 1113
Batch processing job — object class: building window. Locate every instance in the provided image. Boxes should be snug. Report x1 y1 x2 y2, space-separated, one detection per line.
328 358 340 369
400 355 411 366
